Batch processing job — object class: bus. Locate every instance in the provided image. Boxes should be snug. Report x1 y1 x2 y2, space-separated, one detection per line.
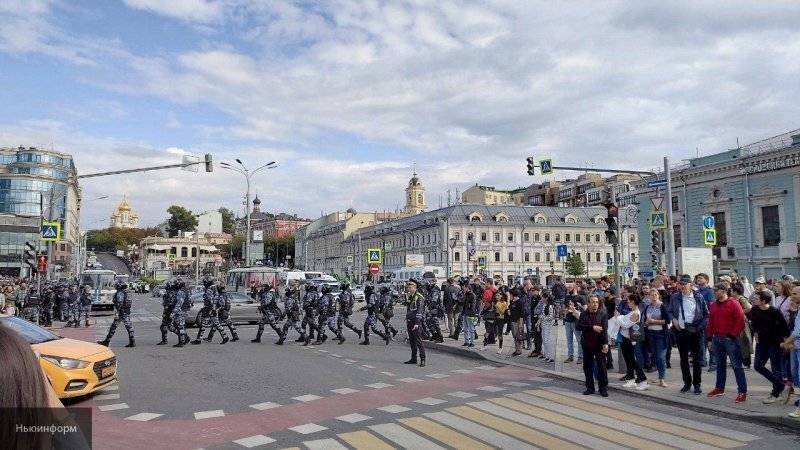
390 266 446 285
225 267 281 296
80 269 117 310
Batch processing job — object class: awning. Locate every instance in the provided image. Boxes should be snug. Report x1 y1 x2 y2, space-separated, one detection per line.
199 245 217 251
147 244 170 251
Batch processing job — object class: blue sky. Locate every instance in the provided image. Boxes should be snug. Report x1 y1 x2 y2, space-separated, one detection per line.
1 0 799 228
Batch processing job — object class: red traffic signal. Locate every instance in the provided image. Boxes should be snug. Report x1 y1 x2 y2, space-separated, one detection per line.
605 204 619 217
37 255 48 272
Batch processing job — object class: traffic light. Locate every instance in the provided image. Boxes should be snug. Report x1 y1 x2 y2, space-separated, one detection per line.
604 203 619 245
651 230 661 254
24 241 37 272
204 153 213 172
37 255 48 273
526 157 535 176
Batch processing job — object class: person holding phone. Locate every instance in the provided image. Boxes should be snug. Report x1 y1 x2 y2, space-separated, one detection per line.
574 295 609 397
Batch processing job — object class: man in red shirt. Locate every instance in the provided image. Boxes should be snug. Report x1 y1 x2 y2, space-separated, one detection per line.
706 283 748 402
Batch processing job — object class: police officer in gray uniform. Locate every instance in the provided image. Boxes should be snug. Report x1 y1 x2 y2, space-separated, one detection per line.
207 283 239 342
424 280 445 343
157 279 177 345
360 288 390 345
193 277 228 344
337 282 362 340
278 281 305 345
79 284 92 327
98 281 135 348
22 286 40 325
302 285 322 346
170 279 192 348
252 285 284 343
378 286 399 339
64 284 80 328
316 285 344 345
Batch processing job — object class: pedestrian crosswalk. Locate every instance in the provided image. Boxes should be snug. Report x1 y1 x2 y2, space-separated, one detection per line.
245 387 761 449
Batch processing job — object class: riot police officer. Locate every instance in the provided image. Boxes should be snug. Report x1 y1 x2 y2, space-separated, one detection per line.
193 277 228 344
64 284 80 328
79 284 92 327
170 279 192 347
424 279 445 343
157 279 177 345
252 285 284 343
337 282 362 340
40 285 53 327
209 283 239 342
302 284 322 346
98 281 135 348
360 286 389 345
22 286 40 325
404 279 427 367
316 285 344 345
378 286 399 339
277 280 305 345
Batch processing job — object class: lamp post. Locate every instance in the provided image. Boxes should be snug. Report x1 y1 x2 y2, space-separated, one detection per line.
220 159 277 266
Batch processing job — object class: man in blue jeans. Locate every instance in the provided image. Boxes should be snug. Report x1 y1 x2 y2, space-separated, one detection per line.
694 274 715 368
461 284 479 347
563 286 585 363
706 283 747 403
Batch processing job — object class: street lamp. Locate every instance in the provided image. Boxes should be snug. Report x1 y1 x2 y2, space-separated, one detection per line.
220 160 277 266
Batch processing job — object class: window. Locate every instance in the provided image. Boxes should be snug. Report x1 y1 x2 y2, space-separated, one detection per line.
554 233 561 242
631 253 637 262
507 232 514 242
454 232 460 241
545 252 551 262
762 205 781 247
191 247 197 257
494 232 500 242
585 233 591 242
171 247 177 255
534 253 541 262
674 224 682 249
605 252 612 263
630 233 636 243
575 233 581 242
565 233 571 242
508 252 514 262
596 252 601 262
467 232 474 241
544 233 550 242
586 253 591 262
454 252 460 262
672 196 679 212
534 233 540 242
711 212 727 247
524 252 530 262
523 232 530 242
595 234 601 243
181 247 188 257
481 232 487 242
494 252 501 262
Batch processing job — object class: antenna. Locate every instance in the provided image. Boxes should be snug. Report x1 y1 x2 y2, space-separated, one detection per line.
447 189 451 206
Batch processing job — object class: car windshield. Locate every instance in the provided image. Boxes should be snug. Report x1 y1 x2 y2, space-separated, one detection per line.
0 316 61 344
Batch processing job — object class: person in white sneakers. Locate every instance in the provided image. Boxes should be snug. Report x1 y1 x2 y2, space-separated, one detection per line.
616 293 649 391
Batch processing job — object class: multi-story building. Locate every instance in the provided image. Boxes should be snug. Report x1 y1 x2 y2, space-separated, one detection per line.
138 235 221 278
635 129 800 279
520 181 561 207
261 213 311 239
306 204 636 284
585 174 639 206
109 195 139 229
196 211 223 234
0 146 79 277
461 185 524 205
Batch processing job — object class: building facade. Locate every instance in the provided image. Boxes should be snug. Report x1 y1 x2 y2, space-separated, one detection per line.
196 211 223 234
261 213 311 239
304 204 636 284
0 146 79 277
138 236 220 278
635 129 800 279
109 195 139 229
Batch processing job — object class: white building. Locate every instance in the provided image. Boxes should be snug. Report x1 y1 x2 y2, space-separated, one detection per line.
139 236 220 278
196 211 223 234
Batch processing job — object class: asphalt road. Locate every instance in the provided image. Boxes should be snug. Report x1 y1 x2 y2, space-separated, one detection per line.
60 293 800 450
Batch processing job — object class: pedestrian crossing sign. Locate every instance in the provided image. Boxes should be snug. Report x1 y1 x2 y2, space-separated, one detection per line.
40 221 61 242
366 248 382 265
704 229 717 246
649 211 667 230
539 159 553 175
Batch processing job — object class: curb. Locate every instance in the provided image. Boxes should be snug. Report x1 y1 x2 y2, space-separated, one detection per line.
427 341 800 431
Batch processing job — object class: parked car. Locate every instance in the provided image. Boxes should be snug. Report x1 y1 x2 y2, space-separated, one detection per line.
352 285 365 302
151 283 166 297
186 291 262 327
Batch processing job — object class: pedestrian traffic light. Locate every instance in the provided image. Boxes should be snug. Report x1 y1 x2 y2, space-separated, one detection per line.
651 230 661 254
24 241 37 272
604 203 619 246
37 255 48 272
526 157 535 176
204 153 213 172
650 252 658 271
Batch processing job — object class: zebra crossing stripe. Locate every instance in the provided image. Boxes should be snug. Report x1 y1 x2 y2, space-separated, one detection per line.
398 417 492 450
425 411 536 449
301 438 347 450
337 431 393 450
368 423 446 450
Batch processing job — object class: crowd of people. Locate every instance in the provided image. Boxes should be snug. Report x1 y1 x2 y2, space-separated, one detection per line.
0 277 32 317
441 272 800 417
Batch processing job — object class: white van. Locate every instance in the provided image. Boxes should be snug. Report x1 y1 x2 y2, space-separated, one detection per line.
391 266 446 285
280 270 334 285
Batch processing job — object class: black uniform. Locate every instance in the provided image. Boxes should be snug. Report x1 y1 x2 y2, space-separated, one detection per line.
193 279 228 344
423 282 445 342
252 286 284 343
405 287 427 366
301 286 322 345
278 283 305 344
316 286 344 344
98 283 135 348
378 289 399 339
158 280 178 345
360 290 389 345
79 285 92 327
208 285 238 342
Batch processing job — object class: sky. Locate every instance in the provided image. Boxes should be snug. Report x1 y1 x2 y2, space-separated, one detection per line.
1 0 799 228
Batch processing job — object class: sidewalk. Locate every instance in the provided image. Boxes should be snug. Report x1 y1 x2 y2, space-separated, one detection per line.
427 320 800 430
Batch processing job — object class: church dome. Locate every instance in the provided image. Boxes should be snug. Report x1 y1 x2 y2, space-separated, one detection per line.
253 195 261 205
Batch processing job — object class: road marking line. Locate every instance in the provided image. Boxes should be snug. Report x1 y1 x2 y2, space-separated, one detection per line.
398 377 423 383
414 397 447 406
366 383 393 389
525 390 748 448
345 359 358 363
336 413 372 424
289 423 328 435
489 397 671 450
362 365 376 369
425 411 536 449
377 405 411 414
337 431 393 450
233 435 276 448
468 400 625 450
451 369 474 374
124 413 163 422
379 371 395 376
249 402 281 410
503 381 531 387
425 373 449 379
301 438 346 450
93 393 120 401
194 410 225 420
475 385 506 392
98 403 129 411
317 350 329 353
368 423 447 450
100 385 119 392
527 376 551 382
330 354 342 358
331 388 360 395
398 417 492 450
474 365 496 370
342 361 353 365
293 394 323 402
447 391 477 399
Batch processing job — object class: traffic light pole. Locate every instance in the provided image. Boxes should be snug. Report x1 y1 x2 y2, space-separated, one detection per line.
664 157 677 275
77 155 213 179
612 190 621 288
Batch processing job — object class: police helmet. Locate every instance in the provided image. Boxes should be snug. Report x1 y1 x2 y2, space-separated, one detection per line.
340 281 350 290
379 285 390 294
321 284 332 294
202 276 216 288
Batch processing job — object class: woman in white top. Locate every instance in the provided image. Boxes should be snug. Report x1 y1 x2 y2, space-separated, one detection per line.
616 293 648 391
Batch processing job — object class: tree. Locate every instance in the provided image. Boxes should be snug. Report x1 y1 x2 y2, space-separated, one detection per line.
263 235 296 267
166 205 198 237
219 207 236 234
565 253 586 279
85 227 162 252
218 234 245 261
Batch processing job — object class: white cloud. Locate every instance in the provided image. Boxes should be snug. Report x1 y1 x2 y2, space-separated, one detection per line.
123 0 226 23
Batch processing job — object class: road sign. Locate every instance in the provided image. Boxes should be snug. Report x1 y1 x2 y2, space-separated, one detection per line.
649 196 665 211
366 248 382 265
639 270 654 279
703 215 715 230
704 229 717 246
477 256 487 269
527 268 533 275
556 244 568 257
346 255 353 264
647 180 668 188
539 159 553 175
606 265 614 274
168 253 176 260
369 264 380 275
40 221 60 241
649 211 667 230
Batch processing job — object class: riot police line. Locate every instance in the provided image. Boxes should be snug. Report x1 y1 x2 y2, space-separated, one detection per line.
15 281 93 329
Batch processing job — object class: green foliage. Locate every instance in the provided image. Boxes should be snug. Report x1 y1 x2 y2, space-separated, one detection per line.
218 234 245 260
565 253 586 279
219 207 236 234
262 235 295 266
85 227 162 252
166 205 198 237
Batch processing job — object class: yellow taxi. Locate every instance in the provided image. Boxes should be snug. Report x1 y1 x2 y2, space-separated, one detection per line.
0 314 118 398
